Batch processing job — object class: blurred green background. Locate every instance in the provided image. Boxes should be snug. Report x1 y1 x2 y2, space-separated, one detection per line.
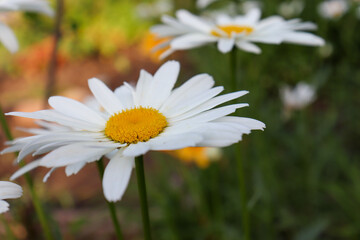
0 0 359 239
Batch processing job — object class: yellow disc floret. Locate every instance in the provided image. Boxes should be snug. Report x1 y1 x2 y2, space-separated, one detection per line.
211 25 254 37
105 107 168 144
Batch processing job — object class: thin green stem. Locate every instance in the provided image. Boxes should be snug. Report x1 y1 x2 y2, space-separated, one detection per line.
0 105 56 240
235 146 250 240
230 47 238 91
0 105 12 140
96 159 124 240
229 48 251 240
135 155 152 240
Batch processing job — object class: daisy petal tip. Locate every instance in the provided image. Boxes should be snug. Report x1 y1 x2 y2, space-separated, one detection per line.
105 194 122 202
88 77 103 86
162 60 180 71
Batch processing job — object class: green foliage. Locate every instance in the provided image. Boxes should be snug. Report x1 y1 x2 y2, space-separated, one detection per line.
62 0 150 57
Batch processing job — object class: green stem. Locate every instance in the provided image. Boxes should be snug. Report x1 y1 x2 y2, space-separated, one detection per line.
235 146 250 240
230 47 238 91
96 159 124 240
135 155 152 240
229 48 251 240
0 105 56 240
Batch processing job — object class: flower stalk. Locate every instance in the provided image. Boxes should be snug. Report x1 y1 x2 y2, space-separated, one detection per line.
96 159 124 240
0 104 57 240
229 48 251 240
135 155 152 240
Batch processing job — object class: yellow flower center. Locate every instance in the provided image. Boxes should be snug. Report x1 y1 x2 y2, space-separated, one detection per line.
105 107 168 144
211 25 254 37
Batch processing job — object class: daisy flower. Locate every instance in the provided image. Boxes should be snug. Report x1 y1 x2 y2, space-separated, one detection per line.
280 82 316 119
0 0 53 53
2 61 265 202
278 0 304 18
167 147 222 168
318 0 349 19
197 0 217 9
151 8 325 58
0 181 23 214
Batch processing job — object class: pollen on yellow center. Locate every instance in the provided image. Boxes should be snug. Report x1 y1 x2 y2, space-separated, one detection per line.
105 107 168 144
211 25 254 37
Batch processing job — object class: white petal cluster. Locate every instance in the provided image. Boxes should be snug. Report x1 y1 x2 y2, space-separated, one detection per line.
0 181 23 214
0 0 53 53
197 0 217 9
151 8 324 58
242 1 262 13
278 0 304 18
2 61 265 202
280 82 316 110
318 0 349 19
136 0 173 19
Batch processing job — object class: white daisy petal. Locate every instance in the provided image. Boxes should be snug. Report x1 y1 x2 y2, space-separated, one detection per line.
6 110 103 131
148 61 180 108
39 144 115 168
171 33 217 50
176 9 213 32
0 181 23 199
149 133 203 150
114 85 134 109
65 162 86 176
215 116 266 130
0 200 10 214
180 104 248 124
43 168 57 182
217 38 235 53
170 91 248 122
10 160 41 180
103 152 134 202
12 0 54 17
88 78 124 115
0 181 22 213
49 96 106 126
122 142 151 157
284 32 325 46
236 41 261 54
135 70 153 106
160 73 214 113
244 8 262 24
165 86 224 118
0 22 18 53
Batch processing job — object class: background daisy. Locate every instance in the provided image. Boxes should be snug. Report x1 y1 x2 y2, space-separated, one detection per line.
0 0 53 53
151 8 325 58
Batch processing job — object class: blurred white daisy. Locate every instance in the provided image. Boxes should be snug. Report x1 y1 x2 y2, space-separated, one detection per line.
318 0 349 19
2 61 265 202
197 0 217 9
0 0 53 53
280 82 316 115
0 181 23 214
278 0 304 18
242 1 262 12
356 5 360 19
151 8 325 58
136 0 173 20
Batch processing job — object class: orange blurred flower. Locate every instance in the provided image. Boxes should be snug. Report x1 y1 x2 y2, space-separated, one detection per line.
141 31 171 62
15 37 67 75
167 147 222 168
